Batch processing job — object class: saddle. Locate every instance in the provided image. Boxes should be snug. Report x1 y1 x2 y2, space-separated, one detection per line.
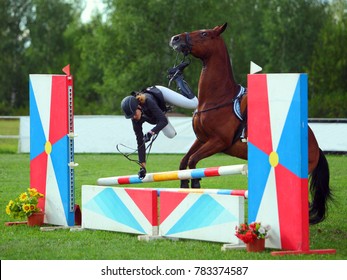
233 85 248 143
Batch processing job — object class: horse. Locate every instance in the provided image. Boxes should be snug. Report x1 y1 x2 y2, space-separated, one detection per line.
169 22 332 225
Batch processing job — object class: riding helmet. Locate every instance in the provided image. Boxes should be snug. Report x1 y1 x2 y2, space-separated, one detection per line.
121 96 138 119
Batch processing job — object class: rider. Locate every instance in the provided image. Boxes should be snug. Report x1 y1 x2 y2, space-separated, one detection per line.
120 61 198 180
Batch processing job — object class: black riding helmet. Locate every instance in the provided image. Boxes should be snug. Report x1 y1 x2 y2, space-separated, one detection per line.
121 96 138 119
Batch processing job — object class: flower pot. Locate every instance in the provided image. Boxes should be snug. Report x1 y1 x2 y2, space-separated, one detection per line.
246 238 265 252
27 212 45 227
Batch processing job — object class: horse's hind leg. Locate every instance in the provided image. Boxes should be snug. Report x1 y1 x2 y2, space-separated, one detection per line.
179 139 203 188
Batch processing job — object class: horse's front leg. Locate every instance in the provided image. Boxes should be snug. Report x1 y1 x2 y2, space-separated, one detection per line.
179 139 203 188
188 139 228 188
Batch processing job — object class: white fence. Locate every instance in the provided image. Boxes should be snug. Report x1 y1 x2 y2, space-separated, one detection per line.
10 116 347 153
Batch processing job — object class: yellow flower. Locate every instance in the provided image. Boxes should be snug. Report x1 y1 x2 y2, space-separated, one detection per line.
28 188 44 198
7 200 14 207
6 204 11 215
28 188 37 196
22 204 31 213
6 187 44 220
19 192 28 201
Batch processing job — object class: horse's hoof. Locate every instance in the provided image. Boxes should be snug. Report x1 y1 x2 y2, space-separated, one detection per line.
191 179 201 188
180 179 189 188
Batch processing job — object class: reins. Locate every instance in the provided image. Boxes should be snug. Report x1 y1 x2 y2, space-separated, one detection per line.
194 85 246 115
194 100 234 115
116 133 158 168
183 32 193 56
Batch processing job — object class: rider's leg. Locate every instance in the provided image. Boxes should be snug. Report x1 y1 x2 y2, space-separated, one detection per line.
156 85 198 109
162 119 177 138
167 62 196 99
173 75 196 99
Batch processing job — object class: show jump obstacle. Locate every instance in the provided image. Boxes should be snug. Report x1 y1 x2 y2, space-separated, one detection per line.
248 73 335 255
83 166 247 244
29 65 78 226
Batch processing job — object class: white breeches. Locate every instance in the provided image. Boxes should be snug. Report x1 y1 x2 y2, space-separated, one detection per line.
155 85 198 109
155 85 198 139
162 119 177 139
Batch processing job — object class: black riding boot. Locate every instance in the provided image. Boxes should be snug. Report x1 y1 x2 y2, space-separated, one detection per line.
174 75 196 99
168 61 196 99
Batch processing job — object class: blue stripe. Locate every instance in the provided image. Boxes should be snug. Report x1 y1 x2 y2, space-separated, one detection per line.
248 142 271 222
191 168 206 178
29 80 46 160
85 188 145 233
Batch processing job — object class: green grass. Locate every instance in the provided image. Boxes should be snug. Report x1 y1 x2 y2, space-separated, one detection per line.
0 152 346 260
0 119 20 154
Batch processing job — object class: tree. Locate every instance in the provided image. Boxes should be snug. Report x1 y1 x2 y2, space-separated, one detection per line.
0 0 31 114
0 0 81 115
259 0 327 73
307 0 347 117
25 0 81 74
0 0 345 117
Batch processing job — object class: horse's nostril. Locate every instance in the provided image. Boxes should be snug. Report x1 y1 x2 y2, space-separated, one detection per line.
172 35 180 42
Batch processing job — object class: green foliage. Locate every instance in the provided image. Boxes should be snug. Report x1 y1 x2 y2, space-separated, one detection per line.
307 0 347 117
0 0 346 117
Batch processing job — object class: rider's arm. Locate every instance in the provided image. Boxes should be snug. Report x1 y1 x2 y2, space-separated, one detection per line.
145 97 168 134
132 120 146 164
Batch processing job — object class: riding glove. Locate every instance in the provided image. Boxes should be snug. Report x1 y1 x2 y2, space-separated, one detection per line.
143 132 153 143
138 167 147 180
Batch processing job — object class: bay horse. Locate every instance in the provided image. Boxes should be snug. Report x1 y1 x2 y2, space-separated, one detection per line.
169 23 332 225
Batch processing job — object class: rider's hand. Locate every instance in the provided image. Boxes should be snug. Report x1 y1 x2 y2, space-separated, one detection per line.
138 167 146 180
143 131 153 143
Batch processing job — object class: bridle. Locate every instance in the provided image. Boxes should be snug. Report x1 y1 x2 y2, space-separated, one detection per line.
182 32 192 56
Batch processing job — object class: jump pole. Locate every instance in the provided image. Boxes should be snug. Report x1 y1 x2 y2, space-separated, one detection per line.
106 187 248 198
97 164 247 186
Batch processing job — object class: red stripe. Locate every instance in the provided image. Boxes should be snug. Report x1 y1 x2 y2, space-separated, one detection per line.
118 177 131 184
204 167 220 177
231 190 246 196
30 153 48 211
248 74 273 154
275 164 309 251
125 189 158 226
160 192 189 223
49 76 68 145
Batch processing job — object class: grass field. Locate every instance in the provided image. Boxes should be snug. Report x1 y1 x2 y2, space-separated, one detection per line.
0 118 19 154
1 152 346 260
0 119 346 260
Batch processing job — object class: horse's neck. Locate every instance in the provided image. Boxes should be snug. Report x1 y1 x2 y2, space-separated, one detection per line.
198 46 238 103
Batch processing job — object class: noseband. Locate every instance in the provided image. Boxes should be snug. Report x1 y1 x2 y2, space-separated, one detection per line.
182 32 192 56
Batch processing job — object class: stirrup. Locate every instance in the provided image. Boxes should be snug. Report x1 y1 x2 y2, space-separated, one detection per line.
167 61 190 86
240 128 247 142
167 61 190 78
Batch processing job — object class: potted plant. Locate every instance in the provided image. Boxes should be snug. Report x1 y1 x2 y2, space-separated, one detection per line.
235 222 271 252
5 187 45 226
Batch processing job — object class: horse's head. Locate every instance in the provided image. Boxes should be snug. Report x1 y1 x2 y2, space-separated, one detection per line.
169 23 228 58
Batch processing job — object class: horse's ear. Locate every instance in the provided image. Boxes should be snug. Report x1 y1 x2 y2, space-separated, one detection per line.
215 23 228 35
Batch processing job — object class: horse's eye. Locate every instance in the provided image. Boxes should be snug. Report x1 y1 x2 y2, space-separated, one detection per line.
201 32 208 37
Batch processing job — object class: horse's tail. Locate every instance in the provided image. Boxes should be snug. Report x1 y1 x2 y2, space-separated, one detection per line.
309 148 333 225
